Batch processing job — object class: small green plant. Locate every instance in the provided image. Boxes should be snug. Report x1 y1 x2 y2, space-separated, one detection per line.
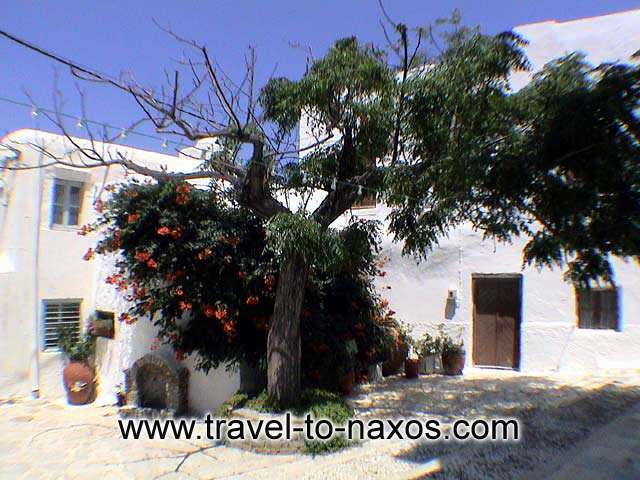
416 332 441 357
57 326 95 362
435 324 465 356
216 392 249 417
218 388 355 454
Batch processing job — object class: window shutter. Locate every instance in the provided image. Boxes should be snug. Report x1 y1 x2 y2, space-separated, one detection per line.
43 300 81 350
576 288 619 330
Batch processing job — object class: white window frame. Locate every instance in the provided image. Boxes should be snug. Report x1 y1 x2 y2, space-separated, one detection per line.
42 299 82 351
51 178 83 226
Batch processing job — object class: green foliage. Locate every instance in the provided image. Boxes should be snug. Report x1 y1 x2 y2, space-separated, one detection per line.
261 37 395 197
216 392 249 417
57 326 95 362
416 332 440 357
265 212 341 269
385 23 640 286
220 388 355 454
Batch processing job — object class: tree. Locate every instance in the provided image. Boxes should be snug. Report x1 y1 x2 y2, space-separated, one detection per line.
88 179 397 388
0 25 407 405
2 13 638 405
385 33 640 286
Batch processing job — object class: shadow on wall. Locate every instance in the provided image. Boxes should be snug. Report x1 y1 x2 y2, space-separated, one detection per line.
444 298 456 320
381 377 640 479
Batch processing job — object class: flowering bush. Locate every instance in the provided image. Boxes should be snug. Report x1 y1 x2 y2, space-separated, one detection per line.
87 180 398 388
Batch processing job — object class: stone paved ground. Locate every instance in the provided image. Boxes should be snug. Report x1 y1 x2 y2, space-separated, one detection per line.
1 370 639 479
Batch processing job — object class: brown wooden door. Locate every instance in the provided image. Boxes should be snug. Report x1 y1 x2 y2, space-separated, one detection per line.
472 275 521 369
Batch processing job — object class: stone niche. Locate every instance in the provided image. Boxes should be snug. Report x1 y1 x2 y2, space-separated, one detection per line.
124 352 189 415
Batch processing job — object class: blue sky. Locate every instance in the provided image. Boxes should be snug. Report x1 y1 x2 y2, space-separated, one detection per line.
1 1 638 151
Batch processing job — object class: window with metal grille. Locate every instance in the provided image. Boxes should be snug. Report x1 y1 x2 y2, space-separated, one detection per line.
576 288 620 330
51 179 83 226
43 300 82 350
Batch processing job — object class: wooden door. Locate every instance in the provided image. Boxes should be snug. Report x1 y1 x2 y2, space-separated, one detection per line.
472 275 521 369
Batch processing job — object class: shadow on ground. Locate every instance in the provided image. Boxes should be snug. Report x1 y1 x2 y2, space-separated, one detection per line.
369 375 640 479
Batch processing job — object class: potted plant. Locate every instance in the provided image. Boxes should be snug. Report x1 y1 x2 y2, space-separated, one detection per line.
441 334 465 376
57 326 96 405
403 337 420 378
417 333 441 374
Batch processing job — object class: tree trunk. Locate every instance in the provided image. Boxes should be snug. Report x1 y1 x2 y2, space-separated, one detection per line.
267 252 309 405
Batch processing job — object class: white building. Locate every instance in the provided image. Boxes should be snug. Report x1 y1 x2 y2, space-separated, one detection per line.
0 132 240 410
301 8 640 373
1 9 639 410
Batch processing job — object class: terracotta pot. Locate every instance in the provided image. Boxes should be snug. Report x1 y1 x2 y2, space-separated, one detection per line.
63 361 95 405
404 359 420 379
442 352 465 376
340 371 355 396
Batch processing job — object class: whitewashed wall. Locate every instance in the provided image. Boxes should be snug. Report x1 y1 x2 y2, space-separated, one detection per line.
299 8 640 373
0 130 239 412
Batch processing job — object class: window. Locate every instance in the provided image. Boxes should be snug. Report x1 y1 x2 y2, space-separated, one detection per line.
576 288 620 330
352 192 377 209
43 300 81 350
52 179 83 226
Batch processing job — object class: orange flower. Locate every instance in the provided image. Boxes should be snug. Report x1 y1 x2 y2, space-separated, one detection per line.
222 320 237 342
83 248 95 261
179 301 192 312
78 224 92 236
119 313 136 325
176 183 191 194
112 230 121 249
170 227 182 239
263 275 276 289
245 295 260 306
157 226 171 236
104 184 115 192
214 305 228 320
175 286 184 296
144 298 156 312
146 258 158 269
175 193 190 205
197 248 213 260
133 285 147 299
127 213 140 223
236 271 246 280
134 250 151 262
203 305 216 318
